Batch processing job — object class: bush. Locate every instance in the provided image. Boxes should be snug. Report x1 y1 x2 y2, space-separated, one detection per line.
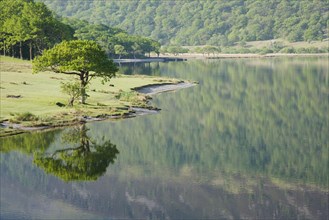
61 81 83 107
258 47 274 55
10 112 39 122
279 47 296 53
115 90 148 105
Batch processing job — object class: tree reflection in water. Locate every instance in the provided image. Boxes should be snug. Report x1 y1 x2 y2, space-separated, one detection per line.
33 125 119 181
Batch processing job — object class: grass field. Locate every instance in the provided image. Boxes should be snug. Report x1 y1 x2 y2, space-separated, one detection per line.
0 56 180 135
245 38 329 49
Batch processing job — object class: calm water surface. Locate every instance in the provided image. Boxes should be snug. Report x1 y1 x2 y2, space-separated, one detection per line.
1 58 328 219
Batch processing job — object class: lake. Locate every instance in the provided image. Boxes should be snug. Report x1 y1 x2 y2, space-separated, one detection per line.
1 57 328 219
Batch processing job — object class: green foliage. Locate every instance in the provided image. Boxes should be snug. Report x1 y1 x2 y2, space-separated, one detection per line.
279 47 296 54
115 90 147 105
0 0 73 59
33 125 119 181
60 81 82 107
33 40 117 76
39 0 328 45
33 40 118 103
114 44 127 58
161 45 189 55
9 112 39 122
61 18 161 58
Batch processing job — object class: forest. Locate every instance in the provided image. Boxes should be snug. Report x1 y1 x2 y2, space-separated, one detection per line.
38 0 329 46
1 0 328 59
0 0 160 60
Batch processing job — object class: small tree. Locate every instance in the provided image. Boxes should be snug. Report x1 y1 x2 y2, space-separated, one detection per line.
60 81 82 107
33 40 118 104
114 44 127 59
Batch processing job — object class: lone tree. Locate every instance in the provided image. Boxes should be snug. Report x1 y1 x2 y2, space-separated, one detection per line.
33 40 118 104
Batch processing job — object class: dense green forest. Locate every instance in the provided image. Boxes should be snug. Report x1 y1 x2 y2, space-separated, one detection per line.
38 0 329 46
0 0 160 59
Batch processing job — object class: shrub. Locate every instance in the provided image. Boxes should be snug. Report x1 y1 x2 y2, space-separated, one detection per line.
61 81 83 107
115 91 147 105
279 47 296 53
10 112 39 122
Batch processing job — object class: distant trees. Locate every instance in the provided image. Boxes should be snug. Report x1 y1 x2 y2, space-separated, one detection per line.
33 40 118 104
0 1 161 60
62 18 161 59
161 45 189 55
39 0 328 46
0 0 73 60
114 45 127 59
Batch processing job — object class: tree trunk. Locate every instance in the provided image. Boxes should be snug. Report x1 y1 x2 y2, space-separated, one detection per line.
3 42 6 56
80 125 90 152
19 41 23 59
68 97 74 107
80 72 88 104
29 42 33 60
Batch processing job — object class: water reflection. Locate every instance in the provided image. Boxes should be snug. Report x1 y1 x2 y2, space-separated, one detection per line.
33 125 119 182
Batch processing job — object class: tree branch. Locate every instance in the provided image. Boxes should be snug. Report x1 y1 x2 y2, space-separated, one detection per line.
62 71 82 76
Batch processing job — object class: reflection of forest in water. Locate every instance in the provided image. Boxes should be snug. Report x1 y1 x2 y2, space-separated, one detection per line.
117 57 329 188
1 58 328 219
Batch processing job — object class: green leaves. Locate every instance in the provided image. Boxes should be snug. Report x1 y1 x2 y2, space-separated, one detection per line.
33 125 119 181
0 0 73 59
33 40 117 76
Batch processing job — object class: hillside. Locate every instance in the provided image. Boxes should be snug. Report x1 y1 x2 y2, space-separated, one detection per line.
38 0 328 46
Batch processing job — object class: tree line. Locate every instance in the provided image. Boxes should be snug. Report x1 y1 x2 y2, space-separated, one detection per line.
39 0 329 46
0 0 161 60
0 0 73 60
63 18 160 58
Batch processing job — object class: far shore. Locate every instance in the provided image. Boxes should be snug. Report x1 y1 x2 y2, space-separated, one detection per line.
113 53 329 64
114 57 186 63
158 52 329 60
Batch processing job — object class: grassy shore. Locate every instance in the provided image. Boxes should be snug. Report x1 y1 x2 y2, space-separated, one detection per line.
0 56 185 137
160 52 329 59
160 39 328 59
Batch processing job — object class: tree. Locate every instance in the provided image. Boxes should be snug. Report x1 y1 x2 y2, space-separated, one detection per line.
33 40 118 104
202 45 220 56
151 40 161 57
60 81 82 107
114 44 127 59
166 45 189 55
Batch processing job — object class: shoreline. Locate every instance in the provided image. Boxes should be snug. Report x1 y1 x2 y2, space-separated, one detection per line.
114 57 186 63
112 53 328 64
133 82 196 95
0 82 196 137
